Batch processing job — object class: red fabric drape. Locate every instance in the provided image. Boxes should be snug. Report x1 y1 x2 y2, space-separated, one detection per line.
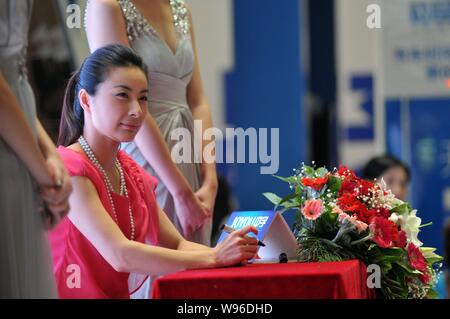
152 260 375 299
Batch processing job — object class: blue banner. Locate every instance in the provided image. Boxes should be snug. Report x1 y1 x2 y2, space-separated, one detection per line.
386 98 450 255
224 0 307 211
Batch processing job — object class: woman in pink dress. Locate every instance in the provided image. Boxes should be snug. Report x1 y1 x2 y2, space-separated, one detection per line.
49 44 258 299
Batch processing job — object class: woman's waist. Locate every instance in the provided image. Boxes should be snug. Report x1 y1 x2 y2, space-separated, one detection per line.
147 97 192 118
147 71 189 105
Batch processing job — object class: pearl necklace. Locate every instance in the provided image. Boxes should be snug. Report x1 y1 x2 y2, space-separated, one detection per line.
78 136 135 241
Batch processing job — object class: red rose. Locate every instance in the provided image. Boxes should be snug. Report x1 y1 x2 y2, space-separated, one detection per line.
301 177 328 191
375 207 391 219
339 179 358 195
356 207 375 224
357 179 377 197
338 193 367 214
395 230 407 248
336 166 357 179
419 272 431 284
407 243 428 273
370 217 397 248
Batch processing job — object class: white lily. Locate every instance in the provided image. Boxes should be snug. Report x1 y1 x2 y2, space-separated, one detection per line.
387 196 404 209
376 178 404 209
389 210 423 247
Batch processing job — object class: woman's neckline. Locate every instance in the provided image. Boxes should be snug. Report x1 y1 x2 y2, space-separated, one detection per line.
129 0 181 57
62 146 127 198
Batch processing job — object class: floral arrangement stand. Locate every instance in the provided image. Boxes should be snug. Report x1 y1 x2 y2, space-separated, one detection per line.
264 164 443 299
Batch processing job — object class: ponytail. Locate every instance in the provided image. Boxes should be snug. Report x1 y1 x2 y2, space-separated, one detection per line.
58 71 84 146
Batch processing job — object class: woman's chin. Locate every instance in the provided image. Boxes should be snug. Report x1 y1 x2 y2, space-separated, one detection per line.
117 132 138 143
121 135 137 143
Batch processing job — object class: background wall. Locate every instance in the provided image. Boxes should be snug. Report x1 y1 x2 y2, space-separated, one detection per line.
28 0 449 254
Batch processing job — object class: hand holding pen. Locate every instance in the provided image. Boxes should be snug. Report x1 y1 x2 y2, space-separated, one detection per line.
220 224 266 247
213 225 259 267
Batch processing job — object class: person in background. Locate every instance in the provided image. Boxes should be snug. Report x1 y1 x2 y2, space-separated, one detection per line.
361 154 411 201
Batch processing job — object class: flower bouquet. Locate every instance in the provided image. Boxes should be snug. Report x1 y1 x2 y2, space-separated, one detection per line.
263 163 443 299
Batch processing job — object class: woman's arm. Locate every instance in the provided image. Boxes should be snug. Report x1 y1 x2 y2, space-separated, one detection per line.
68 176 258 275
36 120 72 227
84 0 210 238
0 72 54 186
185 7 218 211
0 73 71 228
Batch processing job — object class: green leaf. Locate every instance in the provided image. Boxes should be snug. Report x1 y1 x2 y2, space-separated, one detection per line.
273 175 296 184
383 247 405 257
278 206 300 215
421 247 443 264
262 192 282 206
278 193 299 206
284 201 302 209
303 166 315 176
395 261 423 275
391 203 411 215
420 247 437 254
316 167 328 177
426 257 443 265
377 255 402 263
327 175 342 193
294 185 303 195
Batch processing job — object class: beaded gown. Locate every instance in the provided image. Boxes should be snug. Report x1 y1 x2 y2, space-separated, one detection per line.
0 0 57 298
117 0 212 245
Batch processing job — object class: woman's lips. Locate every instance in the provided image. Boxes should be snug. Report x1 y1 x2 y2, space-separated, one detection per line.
120 123 139 131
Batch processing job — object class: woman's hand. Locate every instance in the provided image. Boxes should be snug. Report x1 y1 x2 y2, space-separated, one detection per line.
195 182 218 214
174 188 211 240
39 152 72 230
213 226 259 267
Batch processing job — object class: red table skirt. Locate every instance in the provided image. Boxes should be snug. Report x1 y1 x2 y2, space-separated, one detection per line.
151 259 375 299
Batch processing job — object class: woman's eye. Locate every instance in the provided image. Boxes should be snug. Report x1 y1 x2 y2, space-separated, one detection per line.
140 96 148 101
116 92 128 98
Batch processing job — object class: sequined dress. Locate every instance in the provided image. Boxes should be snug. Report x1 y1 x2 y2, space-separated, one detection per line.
117 0 212 245
0 0 57 298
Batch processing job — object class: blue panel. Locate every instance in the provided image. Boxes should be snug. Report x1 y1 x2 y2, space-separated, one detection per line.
346 75 374 140
387 97 450 255
385 99 402 159
224 0 307 211
408 98 450 255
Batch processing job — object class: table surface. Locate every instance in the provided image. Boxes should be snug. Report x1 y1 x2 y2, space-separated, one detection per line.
151 259 375 299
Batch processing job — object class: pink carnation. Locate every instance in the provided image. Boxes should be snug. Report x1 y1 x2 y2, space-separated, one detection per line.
338 212 368 233
302 199 324 220
355 220 368 233
332 206 344 215
338 212 352 222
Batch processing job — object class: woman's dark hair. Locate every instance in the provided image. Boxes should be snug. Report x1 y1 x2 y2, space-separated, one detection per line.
58 44 148 146
361 154 411 182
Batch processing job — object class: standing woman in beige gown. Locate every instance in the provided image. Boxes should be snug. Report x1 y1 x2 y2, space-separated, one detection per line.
0 0 72 298
85 0 217 247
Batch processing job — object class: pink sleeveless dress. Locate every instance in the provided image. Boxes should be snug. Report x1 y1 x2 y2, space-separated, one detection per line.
48 147 160 298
